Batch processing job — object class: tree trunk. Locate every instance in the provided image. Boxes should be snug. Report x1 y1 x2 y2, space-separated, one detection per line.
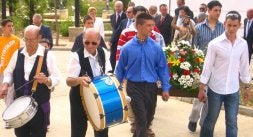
54 0 59 47
74 0 80 27
2 0 7 19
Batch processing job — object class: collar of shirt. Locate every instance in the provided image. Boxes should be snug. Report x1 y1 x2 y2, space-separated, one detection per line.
216 32 241 44
203 19 223 28
83 48 98 59
21 44 45 58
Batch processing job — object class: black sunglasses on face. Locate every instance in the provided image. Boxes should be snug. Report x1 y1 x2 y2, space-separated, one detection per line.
84 41 98 45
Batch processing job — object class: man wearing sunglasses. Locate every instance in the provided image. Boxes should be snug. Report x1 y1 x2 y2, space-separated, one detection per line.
66 28 112 137
198 11 250 137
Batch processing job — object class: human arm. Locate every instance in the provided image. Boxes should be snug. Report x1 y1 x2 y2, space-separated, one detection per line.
198 43 216 102
157 48 171 101
0 51 18 99
66 52 91 87
239 42 251 102
115 48 127 83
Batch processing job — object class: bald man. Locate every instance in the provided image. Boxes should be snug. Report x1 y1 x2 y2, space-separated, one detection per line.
67 28 112 137
110 0 127 32
0 25 60 137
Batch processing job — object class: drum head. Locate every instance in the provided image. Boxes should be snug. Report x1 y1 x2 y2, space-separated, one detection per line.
81 84 103 129
2 96 31 120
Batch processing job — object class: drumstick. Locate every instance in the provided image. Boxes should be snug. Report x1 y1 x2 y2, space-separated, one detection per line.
15 79 35 92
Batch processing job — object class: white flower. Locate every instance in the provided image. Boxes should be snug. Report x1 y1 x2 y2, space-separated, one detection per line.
173 74 178 80
180 62 191 70
179 40 191 47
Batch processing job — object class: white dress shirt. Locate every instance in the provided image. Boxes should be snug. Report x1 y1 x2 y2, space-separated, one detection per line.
67 47 112 78
94 17 105 39
200 32 250 94
3 45 61 89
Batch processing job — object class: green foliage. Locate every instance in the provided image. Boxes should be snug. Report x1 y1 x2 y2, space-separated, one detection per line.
9 3 30 33
59 18 74 37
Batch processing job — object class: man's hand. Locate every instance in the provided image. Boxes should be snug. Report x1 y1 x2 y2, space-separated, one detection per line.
0 83 9 99
34 72 48 84
161 92 170 101
198 83 207 102
78 76 91 87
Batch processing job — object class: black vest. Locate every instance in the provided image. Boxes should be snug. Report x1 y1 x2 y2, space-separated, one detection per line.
13 48 50 104
70 47 106 92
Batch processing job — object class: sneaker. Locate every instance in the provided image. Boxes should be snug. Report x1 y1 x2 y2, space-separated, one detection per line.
188 121 197 132
147 128 155 137
130 123 136 133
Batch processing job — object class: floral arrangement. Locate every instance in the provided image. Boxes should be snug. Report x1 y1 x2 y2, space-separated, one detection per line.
164 40 205 92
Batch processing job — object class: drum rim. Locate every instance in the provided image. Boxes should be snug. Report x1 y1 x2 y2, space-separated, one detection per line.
2 96 38 128
80 83 106 131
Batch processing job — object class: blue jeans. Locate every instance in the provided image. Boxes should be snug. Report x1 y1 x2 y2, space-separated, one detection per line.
200 88 239 137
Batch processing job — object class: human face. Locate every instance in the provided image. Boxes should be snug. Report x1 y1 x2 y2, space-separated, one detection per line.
160 6 168 16
126 7 134 19
224 18 241 37
84 19 94 28
137 19 155 38
32 17 41 27
88 10 96 19
177 0 184 7
199 5 207 13
179 9 187 18
208 6 221 21
2 22 14 35
83 33 100 56
115 3 123 13
24 31 40 55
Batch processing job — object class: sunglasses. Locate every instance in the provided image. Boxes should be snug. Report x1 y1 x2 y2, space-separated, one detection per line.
199 8 205 10
84 41 98 45
226 13 239 18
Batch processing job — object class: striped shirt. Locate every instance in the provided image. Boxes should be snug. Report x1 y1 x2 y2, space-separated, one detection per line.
194 19 225 53
117 23 164 61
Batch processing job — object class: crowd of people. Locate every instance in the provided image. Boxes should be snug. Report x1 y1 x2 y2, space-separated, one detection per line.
0 0 252 137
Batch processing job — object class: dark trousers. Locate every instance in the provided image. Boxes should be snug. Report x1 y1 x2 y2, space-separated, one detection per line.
15 106 46 137
126 81 158 137
69 89 108 137
248 46 253 63
110 43 117 72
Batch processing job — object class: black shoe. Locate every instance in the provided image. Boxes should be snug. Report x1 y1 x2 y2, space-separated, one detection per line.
188 121 197 132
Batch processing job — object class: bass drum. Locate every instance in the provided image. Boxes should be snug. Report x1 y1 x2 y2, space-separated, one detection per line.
80 74 128 131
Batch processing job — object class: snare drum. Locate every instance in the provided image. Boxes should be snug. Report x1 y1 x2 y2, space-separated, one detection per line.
2 96 38 128
80 74 128 131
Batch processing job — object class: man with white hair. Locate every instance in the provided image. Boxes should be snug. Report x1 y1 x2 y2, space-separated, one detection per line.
33 13 53 49
0 25 60 137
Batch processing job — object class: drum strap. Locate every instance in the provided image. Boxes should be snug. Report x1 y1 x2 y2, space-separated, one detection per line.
31 56 44 92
